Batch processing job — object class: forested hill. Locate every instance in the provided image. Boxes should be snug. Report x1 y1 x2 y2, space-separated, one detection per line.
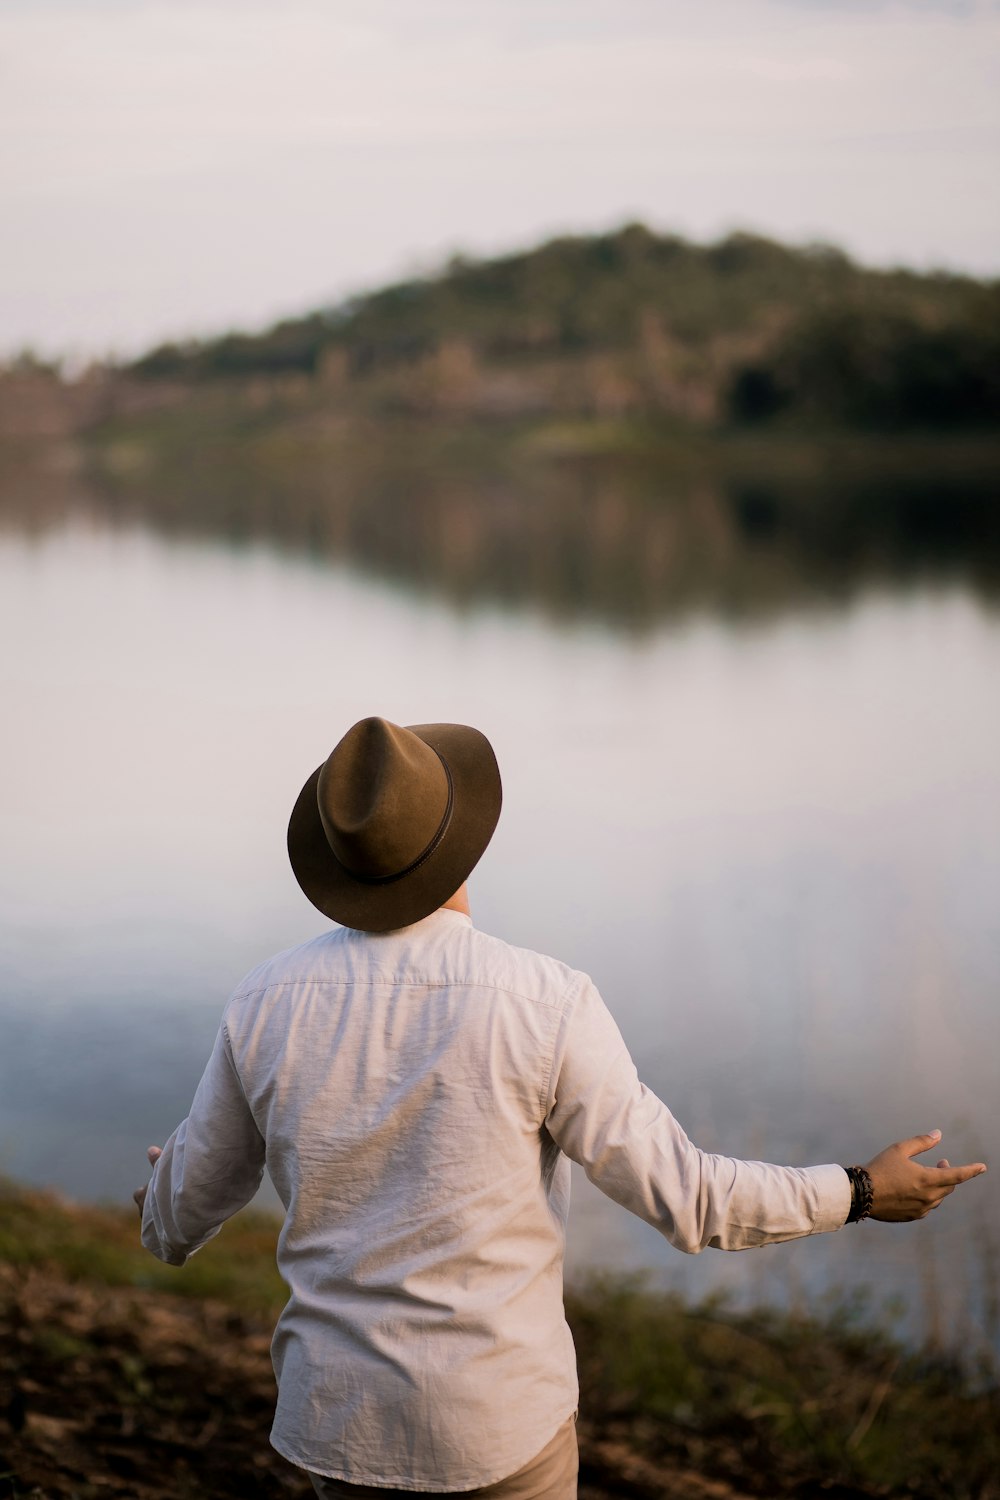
3 225 999 624
129 225 1000 429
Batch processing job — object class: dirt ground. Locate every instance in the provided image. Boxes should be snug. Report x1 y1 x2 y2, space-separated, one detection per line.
0 1262 763 1500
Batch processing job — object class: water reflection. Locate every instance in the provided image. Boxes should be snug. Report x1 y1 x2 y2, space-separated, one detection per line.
3 432 999 627
0 520 997 1360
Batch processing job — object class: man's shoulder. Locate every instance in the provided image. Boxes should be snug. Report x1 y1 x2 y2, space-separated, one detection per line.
227 929 347 997
224 917 590 1018
462 922 588 1011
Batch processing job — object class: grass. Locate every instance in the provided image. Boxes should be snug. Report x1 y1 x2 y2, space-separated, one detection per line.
0 1180 286 1317
568 1273 999 1496
1 1180 998 1496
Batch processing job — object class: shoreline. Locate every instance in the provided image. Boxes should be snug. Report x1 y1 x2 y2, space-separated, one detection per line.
1 1181 997 1498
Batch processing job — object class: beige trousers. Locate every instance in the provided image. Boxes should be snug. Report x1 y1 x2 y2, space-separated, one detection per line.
306 1413 578 1500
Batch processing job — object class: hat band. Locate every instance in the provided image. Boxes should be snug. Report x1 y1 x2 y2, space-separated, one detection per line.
348 755 455 887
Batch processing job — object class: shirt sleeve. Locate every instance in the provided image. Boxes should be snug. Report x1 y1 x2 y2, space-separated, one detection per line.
544 976 850 1253
141 1023 267 1266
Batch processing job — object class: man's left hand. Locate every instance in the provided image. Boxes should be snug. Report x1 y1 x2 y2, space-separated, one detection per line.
133 1145 163 1219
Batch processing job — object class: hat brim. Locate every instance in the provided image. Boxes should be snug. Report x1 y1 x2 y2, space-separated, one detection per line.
287 722 502 933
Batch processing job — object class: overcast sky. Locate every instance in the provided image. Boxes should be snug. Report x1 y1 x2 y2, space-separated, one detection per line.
2 0 998 361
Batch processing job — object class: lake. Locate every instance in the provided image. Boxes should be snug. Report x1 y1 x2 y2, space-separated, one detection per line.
1 517 998 1358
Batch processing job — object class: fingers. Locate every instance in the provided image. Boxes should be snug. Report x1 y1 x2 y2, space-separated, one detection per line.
134 1147 162 1219
899 1134 987 1182
134 1149 162 1220
918 1156 986 1220
902 1129 944 1158
929 1161 987 1188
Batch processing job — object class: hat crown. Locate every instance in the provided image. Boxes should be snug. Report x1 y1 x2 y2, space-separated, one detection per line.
317 717 450 881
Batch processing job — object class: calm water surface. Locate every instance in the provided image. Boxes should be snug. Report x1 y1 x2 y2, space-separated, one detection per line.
2 521 998 1354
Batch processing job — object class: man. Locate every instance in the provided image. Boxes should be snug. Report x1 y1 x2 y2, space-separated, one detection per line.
136 716 987 1499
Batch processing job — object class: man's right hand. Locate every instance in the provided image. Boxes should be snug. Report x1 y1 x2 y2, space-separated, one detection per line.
133 1144 163 1220
863 1130 986 1222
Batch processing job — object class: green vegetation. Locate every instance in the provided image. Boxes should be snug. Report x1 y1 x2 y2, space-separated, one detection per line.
1 1182 997 1498
0 1181 285 1316
730 305 1000 429
2 225 998 625
569 1275 999 1498
128 225 1000 432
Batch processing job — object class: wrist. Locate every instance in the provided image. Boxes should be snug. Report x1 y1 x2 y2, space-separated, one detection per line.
843 1164 874 1223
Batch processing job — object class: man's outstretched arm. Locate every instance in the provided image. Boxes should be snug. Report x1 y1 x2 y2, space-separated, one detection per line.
545 976 986 1252
135 1025 267 1266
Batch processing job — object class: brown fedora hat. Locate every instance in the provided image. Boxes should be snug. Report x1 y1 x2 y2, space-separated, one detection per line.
287 717 502 932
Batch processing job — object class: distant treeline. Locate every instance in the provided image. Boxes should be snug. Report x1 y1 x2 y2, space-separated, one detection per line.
129 225 1000 430
730 306 1000 429
3 224 999 628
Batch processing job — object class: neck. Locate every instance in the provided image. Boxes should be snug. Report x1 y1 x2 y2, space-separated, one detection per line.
441 883 471 918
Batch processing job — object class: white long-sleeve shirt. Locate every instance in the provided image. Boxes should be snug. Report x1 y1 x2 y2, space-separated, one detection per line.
141 908 850 1491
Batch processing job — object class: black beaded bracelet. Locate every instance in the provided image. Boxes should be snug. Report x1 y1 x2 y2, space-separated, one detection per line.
843 1165 874 1223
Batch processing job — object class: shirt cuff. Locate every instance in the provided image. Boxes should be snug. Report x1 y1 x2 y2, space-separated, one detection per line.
809 1163 853 1233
